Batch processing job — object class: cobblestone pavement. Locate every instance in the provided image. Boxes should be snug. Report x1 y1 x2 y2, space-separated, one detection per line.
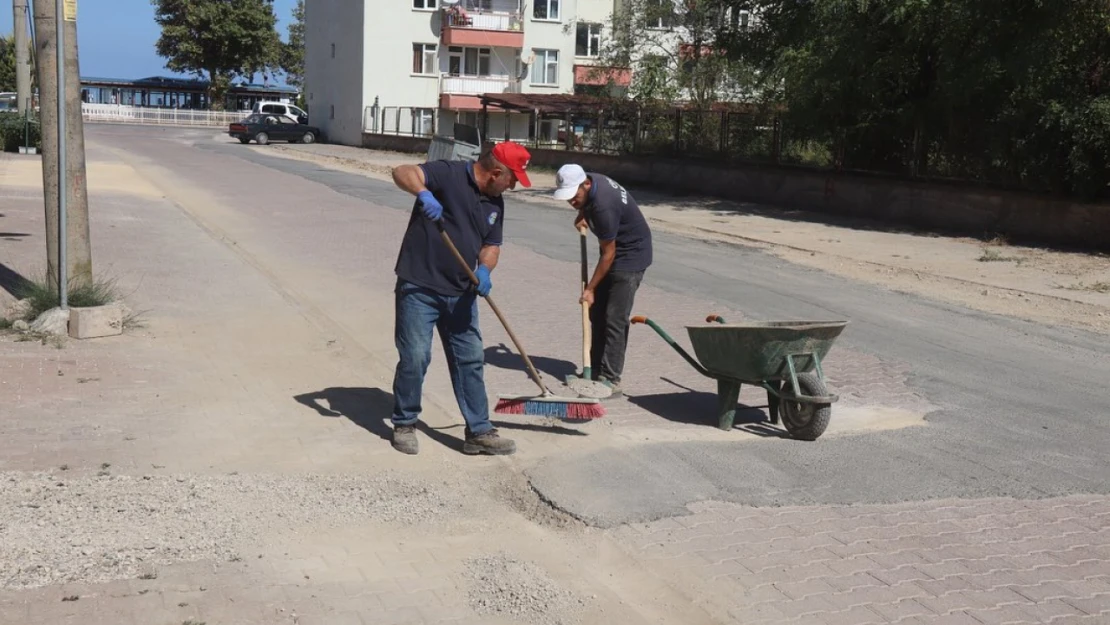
612 496 1110 624
3 130 1107 625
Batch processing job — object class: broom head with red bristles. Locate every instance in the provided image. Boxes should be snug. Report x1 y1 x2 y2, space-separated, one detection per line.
494 392 606 421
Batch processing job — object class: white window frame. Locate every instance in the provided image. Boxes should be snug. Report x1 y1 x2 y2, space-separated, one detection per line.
532 0 560 21
413 0 437 11
412 108 435 136
412 43 438 76
446 46 491 77
532 48 559 86
575 22 602 58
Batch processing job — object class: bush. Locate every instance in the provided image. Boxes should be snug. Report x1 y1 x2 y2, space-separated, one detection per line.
0 112 42 152
16 273 120 321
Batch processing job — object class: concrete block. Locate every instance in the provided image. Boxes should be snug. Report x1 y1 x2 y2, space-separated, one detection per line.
68 303 125 339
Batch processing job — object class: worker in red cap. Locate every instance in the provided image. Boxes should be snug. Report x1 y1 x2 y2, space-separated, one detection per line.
388 141 531 456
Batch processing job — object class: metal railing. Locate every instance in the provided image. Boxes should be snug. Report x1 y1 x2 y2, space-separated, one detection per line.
439 75 521 95
81 103 250 127
376 106 437 137
443 2 523 31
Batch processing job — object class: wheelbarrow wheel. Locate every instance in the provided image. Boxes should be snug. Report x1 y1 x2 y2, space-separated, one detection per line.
778 372 831 441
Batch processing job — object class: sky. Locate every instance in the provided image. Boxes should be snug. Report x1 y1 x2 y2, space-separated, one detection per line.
0 0 299 85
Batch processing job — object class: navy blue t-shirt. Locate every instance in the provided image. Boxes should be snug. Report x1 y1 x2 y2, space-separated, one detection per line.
584 173 652 273
394 159 504 296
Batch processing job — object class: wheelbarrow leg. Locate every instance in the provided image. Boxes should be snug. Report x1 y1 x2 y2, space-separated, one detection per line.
766 380 781 425
716 380 741 431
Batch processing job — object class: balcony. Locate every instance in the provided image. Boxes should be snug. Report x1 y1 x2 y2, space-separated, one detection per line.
439 74 521 111
574 65 632 87
441 1 524 48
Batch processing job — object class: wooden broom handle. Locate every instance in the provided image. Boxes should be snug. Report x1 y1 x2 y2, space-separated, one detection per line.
579 225 590 372
435 220 549 395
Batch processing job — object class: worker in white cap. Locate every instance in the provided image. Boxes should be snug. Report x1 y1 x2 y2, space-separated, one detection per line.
552 164 653 396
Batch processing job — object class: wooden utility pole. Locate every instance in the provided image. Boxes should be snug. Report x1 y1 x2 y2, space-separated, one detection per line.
13 0 32 114
32 0 92 295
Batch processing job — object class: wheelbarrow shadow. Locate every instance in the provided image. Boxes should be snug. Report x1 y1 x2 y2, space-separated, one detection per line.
293 386 588 455
627 378 790 438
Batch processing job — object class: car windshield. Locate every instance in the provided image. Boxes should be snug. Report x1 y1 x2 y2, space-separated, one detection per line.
242 114 263 124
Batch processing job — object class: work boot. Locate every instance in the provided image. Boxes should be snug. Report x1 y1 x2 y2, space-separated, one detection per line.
462 427 516 455
392 424 419 455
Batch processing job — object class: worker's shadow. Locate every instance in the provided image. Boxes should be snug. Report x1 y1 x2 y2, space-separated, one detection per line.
293 386 587 454
483 343 577 380
628 378 789 438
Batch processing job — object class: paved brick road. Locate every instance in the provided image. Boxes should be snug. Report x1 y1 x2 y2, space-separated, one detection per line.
612 496 1110 624
5 133 1106 625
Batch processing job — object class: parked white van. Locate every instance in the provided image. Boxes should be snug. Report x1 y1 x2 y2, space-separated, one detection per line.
252 101 308 125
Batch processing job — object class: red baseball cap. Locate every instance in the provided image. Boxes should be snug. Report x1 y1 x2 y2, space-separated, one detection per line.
491 141 532 187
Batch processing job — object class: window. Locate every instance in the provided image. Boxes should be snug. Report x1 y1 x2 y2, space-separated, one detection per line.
533 0 559 20
721 7 750 31
412 108 435 136
532 49 559 85
575 23 601 57
413 43 437 75
413 0 436 9
646 0 675 29
447 46 491 76
331 43 335 58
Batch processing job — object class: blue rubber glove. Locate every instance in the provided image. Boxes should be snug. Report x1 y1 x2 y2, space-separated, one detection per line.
417 190 443 221
474 265 492 297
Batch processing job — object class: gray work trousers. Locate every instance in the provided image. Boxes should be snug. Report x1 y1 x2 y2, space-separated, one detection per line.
589 269 645 383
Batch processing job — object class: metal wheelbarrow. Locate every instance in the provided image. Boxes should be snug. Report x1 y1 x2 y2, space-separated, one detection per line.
630 314 849 441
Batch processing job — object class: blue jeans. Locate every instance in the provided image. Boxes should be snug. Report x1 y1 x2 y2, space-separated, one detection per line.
391 279 493 435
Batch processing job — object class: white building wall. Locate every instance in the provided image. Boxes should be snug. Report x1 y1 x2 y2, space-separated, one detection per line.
304 0 366 146
574 0 616 66
521 0 578 95
362 2 445 134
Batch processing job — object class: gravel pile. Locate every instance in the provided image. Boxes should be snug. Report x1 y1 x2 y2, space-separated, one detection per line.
0 470 460 589
464 552 586 625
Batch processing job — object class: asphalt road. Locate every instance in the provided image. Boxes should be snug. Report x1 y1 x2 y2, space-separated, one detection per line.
99 125 1110 528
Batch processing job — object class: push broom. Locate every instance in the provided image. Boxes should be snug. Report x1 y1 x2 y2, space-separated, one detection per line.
563 225 612 399
434 220 606 421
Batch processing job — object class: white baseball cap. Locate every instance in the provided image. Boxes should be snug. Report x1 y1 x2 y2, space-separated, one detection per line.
552 164 587 201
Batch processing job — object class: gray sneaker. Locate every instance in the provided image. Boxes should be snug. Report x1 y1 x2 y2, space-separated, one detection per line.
392 424 419 455
599 377 623 397
462 427 516 455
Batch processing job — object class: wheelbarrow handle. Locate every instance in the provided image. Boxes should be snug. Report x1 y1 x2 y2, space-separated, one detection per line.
629 314 713 378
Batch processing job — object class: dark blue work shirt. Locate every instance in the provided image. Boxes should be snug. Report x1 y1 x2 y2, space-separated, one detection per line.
584 173 653 273
394 159 504 296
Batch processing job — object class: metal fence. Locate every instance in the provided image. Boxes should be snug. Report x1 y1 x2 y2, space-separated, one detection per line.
374 106 437 137
81 104 250 127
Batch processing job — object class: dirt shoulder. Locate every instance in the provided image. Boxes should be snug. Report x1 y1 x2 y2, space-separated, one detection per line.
264 141 1110 335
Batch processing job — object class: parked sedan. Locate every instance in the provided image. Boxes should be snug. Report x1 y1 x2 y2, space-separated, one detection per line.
229 113 321 145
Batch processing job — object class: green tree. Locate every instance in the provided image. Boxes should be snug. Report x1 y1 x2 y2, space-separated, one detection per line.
0 35 15 93
151 0 282 109
722 0 1110 198
281 0 305 92
600 0 754 108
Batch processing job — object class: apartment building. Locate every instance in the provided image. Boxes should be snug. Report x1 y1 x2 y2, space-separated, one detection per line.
304 0 624 147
